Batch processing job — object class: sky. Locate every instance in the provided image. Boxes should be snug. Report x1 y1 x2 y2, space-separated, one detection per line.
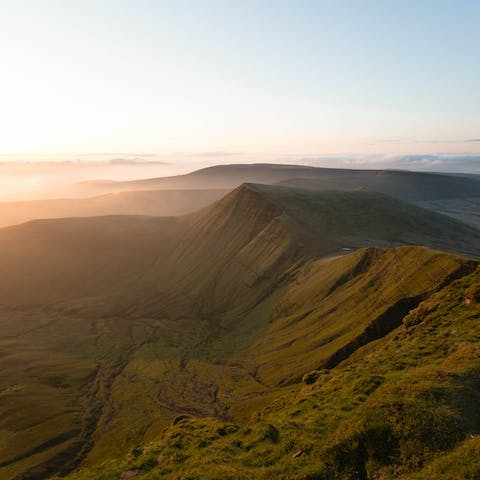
1 0 480 168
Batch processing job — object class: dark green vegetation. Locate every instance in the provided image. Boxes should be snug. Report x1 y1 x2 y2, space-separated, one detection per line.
416 197 480 230
0 179 479 479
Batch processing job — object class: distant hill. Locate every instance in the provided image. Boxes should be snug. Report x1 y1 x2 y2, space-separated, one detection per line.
0 184 479 479
0 188 228 227
73 163 480 204
415 197 480 230
6 163 479 228
70 164 480 231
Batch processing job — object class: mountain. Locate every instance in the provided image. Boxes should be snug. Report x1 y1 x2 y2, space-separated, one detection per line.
71 164 480 232
0 184 479 479
73 163 480 204
1 184 478 309
72 164 324 194
274 168 480 202
0 188 228 227
10 163 478 230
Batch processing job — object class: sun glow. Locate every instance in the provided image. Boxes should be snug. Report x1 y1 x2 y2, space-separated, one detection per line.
1 1 479 158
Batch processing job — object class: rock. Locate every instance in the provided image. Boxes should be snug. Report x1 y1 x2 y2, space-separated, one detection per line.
120 470 139 479
302 369 329 385
292 449 303 458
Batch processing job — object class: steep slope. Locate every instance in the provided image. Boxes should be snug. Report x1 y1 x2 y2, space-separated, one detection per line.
61 265 480 480
239 184 480 258
162 184 295 313
0 184 479 479
0 189 228 227
135 184 480 315
241 246 476 386
11 182 480 313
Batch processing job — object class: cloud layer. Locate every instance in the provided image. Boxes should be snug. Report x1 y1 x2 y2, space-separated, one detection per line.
294 154 480 174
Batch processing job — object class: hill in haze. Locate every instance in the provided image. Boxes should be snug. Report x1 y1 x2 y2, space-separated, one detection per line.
69 163 480 232
0 188 228 227
0 183 479 479
74 163 480 204
5 164 479 229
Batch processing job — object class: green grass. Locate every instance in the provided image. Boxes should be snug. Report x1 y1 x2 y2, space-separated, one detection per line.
60 266 480 480
1 245 472 479
1 184 480 479
41 264 480 480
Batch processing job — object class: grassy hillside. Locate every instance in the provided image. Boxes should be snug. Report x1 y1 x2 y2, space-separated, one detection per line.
59 264 480 480
416 197 480 230
0 184 479 479
1 184 478 308
0 215 185 305
275 168 480 202
1 246 474 480
241 184 480 258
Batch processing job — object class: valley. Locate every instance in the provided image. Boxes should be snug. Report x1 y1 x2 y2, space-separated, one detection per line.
0 167 478 479
4 2 480 478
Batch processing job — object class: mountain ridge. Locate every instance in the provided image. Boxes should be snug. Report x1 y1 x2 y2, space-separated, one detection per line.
72 163 480 204
0 183 479 479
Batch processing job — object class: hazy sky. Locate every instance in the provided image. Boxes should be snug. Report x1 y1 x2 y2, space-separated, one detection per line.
1 0 480 158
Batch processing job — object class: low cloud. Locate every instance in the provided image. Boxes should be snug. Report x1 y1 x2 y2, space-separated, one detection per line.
195 151 242 157
364 138 480 146
295 154 480 174
108 158 168 165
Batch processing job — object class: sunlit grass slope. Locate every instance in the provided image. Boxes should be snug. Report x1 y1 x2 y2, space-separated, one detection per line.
0 184 479 479
0 246 475 479
60 266 480 480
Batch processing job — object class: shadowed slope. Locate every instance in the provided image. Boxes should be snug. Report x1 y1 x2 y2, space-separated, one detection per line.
242 184 480 258
275 167 480 202
416 197 480 230
0 215 185 306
